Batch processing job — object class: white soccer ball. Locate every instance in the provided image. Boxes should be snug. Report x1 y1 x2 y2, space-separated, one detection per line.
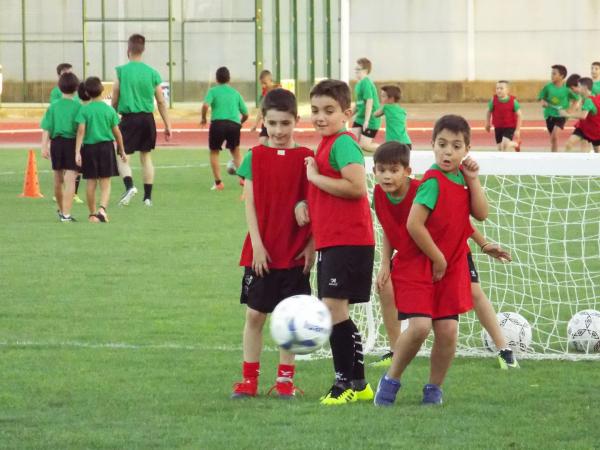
567 309 600 353
270 295 332 355
226 159 237 175
482 312 532 353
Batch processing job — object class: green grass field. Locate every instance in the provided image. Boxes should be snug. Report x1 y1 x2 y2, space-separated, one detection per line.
2 148 599 449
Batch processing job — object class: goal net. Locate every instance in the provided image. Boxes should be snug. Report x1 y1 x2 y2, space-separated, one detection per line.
310 151 600 361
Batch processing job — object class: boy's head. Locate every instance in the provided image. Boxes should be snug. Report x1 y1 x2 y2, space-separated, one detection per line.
578 77 593 96
56 63 73 77
259 69 273 88
566 73 581 94
551 64 568 82
77 82 91 102
495 80 510 98
432 115 471 173
310 79 353 137
216 66 230 84
82 77 104 99
261 88 299 148
381 85 401 104
127 34 145 56
355 57 372 80
373 142 412 195
58 72 79 94
591 62 600 79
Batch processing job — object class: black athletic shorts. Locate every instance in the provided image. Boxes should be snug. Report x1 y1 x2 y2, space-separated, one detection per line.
119 112 157 154
317 245 374 304
467 252 479 283
352 121 378 139
573 128 600 147
545 116 567 133
81 141 119 179
259 125 268 137
240 266 311 313
209 120 242 151
494 127 516 144
50 136 79 171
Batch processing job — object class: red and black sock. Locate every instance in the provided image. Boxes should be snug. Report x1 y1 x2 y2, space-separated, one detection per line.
329 319 355 388
350 320 366 390
143 183 153 201
123 176 134 190
242 361 260 380
277 364 295 382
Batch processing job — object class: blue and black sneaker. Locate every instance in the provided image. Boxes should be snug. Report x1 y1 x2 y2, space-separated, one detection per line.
373 374 401 406
422 383 443 405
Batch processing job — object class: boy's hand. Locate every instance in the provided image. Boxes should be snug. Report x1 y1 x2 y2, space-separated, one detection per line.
295 239 316 274
252 244 271 277
376 264 391 292
41 147 50 159
75 153 82 167
482 242 512 263
541 100 548 108
120 152 128 163
484 123 491 132
164 126 172 141
200 118 207 127
305 156 319 182
295 201 310 226
461 156 480 180
432 256 447 282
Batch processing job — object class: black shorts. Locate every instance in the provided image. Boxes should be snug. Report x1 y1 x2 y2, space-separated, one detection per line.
573 128 600 147
50 137 79 171
259 125 268 137
119 112 157 154
467 252 479 283
397 313 459 321
494 127 516 144
545 117 567 133
209 120 242 151
317 245 374 304
352 121 378 139
81 141 119 179
240 266 311 313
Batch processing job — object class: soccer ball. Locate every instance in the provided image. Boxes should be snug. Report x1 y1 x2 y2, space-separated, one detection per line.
482 312 532 353
567 309 600 353
270 295 332 355
226 159 237 175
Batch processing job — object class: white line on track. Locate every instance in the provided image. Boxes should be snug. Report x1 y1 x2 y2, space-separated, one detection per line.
0 163 211 176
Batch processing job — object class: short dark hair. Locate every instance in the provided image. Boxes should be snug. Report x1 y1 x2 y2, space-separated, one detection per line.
58 72 79 94
432 114 471 147
552 64 568 79
259 70 272 81
128 34 145 55
381 85 401 102
497 80 509 85
82 76 104 98
592 61 600 68
56 63 72 76
77 82 91 101
373 141 411 168
262 88 297 117
357 57 372 74
566 73 581 88
216 66 230 83
579 77 593 91
310 79 351 111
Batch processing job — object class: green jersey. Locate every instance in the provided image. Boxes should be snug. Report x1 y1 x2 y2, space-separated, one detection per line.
592 80 600 95
414 164 466 211
537 82 578 119
582 97 598 115
204 84 248 124
75 100 120 144
382 104 411 144
354 77 381 130
40 98 82 139
329 131 365 171
49 86 80 104
115 61 162 113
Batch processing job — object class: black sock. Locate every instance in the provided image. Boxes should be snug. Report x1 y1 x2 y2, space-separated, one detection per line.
123 176 134 190
143 183 153 200
329 319 355 387
350 320 366 388
75 175 81 194
215 179 222 185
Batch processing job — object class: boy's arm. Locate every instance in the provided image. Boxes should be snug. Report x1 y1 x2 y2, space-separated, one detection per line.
470 224 512 262
376 231 393 291
112 126 128 162
485 110 492 132
306 158 367 199
41 131 50 159
251 108 263 132
200 103 209 126
154 85 172 141
75 124 85 167
407 203 446 282
373 106 384 118
240 113 249 124
111 79 120 110
462 156 488 221
294 236 316 274
363 98 373 130
514 109 522 139
243 179 271 277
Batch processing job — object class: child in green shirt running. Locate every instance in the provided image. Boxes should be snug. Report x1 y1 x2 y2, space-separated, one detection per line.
351 57 381 153
373 85 411 148
591 62 600 95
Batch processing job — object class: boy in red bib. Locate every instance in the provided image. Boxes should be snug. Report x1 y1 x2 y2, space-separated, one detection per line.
485 80 522 151
374 115 488 406
302 79 375 405
232 88 315 399
560 77 600 153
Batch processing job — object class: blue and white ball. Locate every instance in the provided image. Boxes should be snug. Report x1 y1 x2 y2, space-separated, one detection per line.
482 311 532 353
270 295 332 355
567 309 600 353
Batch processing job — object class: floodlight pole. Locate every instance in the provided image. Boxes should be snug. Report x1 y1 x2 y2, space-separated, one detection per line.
255 0 264 106
339 0 350 83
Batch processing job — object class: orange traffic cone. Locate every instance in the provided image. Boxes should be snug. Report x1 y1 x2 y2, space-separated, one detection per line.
19 149 44 198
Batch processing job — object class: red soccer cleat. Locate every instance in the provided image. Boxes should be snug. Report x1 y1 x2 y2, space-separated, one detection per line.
267 380 304 399
231 378 258 398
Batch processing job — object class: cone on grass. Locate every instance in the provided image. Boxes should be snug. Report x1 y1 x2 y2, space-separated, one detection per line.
19 149 44 198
